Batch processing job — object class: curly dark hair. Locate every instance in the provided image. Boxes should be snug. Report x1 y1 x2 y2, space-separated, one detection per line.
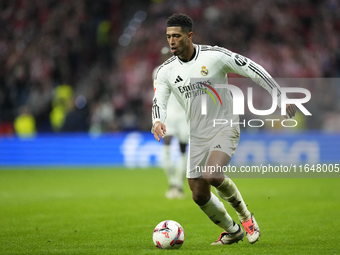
166 13 193 33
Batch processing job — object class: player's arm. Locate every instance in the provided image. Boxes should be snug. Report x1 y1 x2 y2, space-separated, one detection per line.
151 70 171 142
223 51 296 118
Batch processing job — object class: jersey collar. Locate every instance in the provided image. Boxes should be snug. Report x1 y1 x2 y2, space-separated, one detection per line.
177 44 200 65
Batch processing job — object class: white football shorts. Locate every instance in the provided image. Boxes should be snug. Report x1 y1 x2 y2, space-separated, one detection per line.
187 126 240 179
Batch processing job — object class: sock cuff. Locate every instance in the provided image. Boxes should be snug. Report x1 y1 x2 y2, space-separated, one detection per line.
199 192 218 209
216 177 232 191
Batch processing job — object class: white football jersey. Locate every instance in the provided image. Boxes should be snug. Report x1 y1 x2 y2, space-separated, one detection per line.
152 44 282 139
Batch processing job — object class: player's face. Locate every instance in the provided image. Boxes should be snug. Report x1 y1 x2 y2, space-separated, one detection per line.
166 27 192 57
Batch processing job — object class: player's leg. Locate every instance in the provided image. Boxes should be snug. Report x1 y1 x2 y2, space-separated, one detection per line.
203 151 250 221
171 141 187 197
162 135 177 198
188 136 244 245
174 119 189 197
204 150 260 244
162 135 173 182
188 177 244 245
167 120 188 199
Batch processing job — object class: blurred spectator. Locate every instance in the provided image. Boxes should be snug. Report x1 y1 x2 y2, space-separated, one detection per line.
50 84 73 132
27 81 53 132
89 95 116 134
60 95 89 132
13 104 36 137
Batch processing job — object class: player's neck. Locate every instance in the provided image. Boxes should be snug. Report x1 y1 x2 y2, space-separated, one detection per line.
179 43 195 62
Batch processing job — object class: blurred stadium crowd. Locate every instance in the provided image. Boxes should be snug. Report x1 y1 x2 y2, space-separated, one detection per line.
0 0 339 137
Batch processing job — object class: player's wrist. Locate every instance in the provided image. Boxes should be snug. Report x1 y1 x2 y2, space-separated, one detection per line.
151 120 162 133
153 121 161 128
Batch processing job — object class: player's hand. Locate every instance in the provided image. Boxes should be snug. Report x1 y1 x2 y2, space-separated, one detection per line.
285 104 297 119
153 121 166 142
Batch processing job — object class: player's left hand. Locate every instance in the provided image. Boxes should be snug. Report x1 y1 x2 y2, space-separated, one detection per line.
285 104 297 119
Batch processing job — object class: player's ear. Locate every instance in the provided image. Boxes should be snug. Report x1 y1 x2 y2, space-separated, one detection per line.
188 31 193 40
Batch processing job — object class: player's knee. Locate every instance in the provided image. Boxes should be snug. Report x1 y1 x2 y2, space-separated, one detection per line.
202 174 224 188
191 191 210 206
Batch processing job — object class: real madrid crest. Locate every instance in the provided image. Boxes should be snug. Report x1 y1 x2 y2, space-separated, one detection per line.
201 66 208 76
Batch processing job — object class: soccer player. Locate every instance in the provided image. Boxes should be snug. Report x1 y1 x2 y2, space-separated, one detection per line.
160 93 188 199
152 50 188 199
151 13 296 245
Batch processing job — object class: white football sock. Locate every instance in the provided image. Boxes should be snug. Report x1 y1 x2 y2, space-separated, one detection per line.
174 152 186 189
199 192 238 233
162 145 175 186
215 178 251 221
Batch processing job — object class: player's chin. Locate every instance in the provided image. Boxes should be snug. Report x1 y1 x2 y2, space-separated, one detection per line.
172 49 182 56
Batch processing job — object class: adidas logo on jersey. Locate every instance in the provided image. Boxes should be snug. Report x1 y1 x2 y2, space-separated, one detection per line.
213 144 221 149
174 75 183 83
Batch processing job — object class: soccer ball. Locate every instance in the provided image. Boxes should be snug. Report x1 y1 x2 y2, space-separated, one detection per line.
152 220 185 249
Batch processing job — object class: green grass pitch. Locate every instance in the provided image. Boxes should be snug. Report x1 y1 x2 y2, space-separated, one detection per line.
0 168 339 254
